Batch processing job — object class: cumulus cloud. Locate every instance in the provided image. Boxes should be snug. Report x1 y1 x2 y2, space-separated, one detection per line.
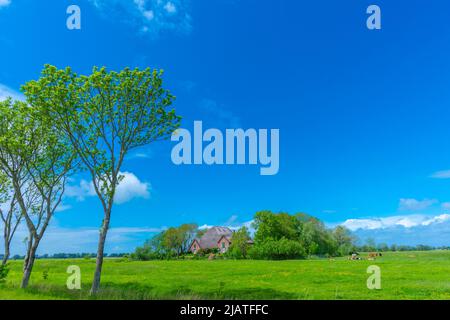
430 170 450 179
90 0 192 36
341 213 450 231
66 172 150 204
114 172 150 204
398 198 438 211
350 217 450 247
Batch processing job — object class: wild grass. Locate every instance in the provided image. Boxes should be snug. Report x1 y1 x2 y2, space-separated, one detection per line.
1 250 450 300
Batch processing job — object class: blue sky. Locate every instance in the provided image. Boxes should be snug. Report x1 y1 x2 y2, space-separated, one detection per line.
2 0 450 253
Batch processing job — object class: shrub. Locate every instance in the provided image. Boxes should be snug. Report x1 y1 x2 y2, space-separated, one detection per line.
248 238 307 260
226 246 248 259
0 264 10 284
195 248 219 258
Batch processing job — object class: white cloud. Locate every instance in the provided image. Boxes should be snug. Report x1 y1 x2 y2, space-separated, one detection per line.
164 2 177 14
421 214 450 226
55 204 72 213
398 198 438 211
66 172 150 204
442 202 450 210
0 0 11 8
91 0 192 36
0 84 24 101
114 172 150 204
198 218 254 234
341 213 450 231
430 170 450 179
65 179 95 201
143 10 155 20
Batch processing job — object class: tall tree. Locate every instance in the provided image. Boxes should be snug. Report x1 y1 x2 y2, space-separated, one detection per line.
162 223 197 256
0 98 74 287
0 99 32 270
23 65 181 294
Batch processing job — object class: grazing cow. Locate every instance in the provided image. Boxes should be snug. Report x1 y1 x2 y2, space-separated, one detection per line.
349 253 361 260
367 252 382 260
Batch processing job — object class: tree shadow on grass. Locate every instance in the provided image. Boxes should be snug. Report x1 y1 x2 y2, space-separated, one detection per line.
97 282 299 300
12 281 299 300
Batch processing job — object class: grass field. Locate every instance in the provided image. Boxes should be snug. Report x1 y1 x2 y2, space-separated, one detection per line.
1 250 450 300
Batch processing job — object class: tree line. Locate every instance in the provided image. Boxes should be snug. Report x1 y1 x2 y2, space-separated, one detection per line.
132 211 358 260
0 65 180 294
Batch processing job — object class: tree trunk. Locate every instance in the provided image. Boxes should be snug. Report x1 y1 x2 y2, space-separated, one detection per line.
21 243 38 288
90 212 111 295
2 242 9 266
23 234 33 273
2 224 10 265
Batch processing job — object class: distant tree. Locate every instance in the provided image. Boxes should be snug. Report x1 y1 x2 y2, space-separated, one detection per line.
364 238 377 252
132 224 198 260
227 227 251 259
23 65 181 294
253 211 301 243
178 223 198 254
299 219 337 256
159 224 197 256
252 211 347 259
248 238 306 260
376 243 389 252
332 226 355 256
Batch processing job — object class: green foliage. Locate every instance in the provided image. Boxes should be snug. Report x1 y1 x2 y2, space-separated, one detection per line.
195 248 219 258
252 211 353 259
132 224 198 260
226 227 251 259
0 264 9 284
253 211 301 243
22 65 181 206
248 238 307 260
0 96 75 288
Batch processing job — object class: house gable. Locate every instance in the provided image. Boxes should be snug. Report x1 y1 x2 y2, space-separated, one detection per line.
190 226 233 254
189 239 201 254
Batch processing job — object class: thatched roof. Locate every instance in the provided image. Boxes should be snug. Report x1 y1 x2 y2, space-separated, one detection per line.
194 227 233 249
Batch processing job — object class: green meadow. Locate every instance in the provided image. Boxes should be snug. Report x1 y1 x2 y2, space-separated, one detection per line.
1 250 450 300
